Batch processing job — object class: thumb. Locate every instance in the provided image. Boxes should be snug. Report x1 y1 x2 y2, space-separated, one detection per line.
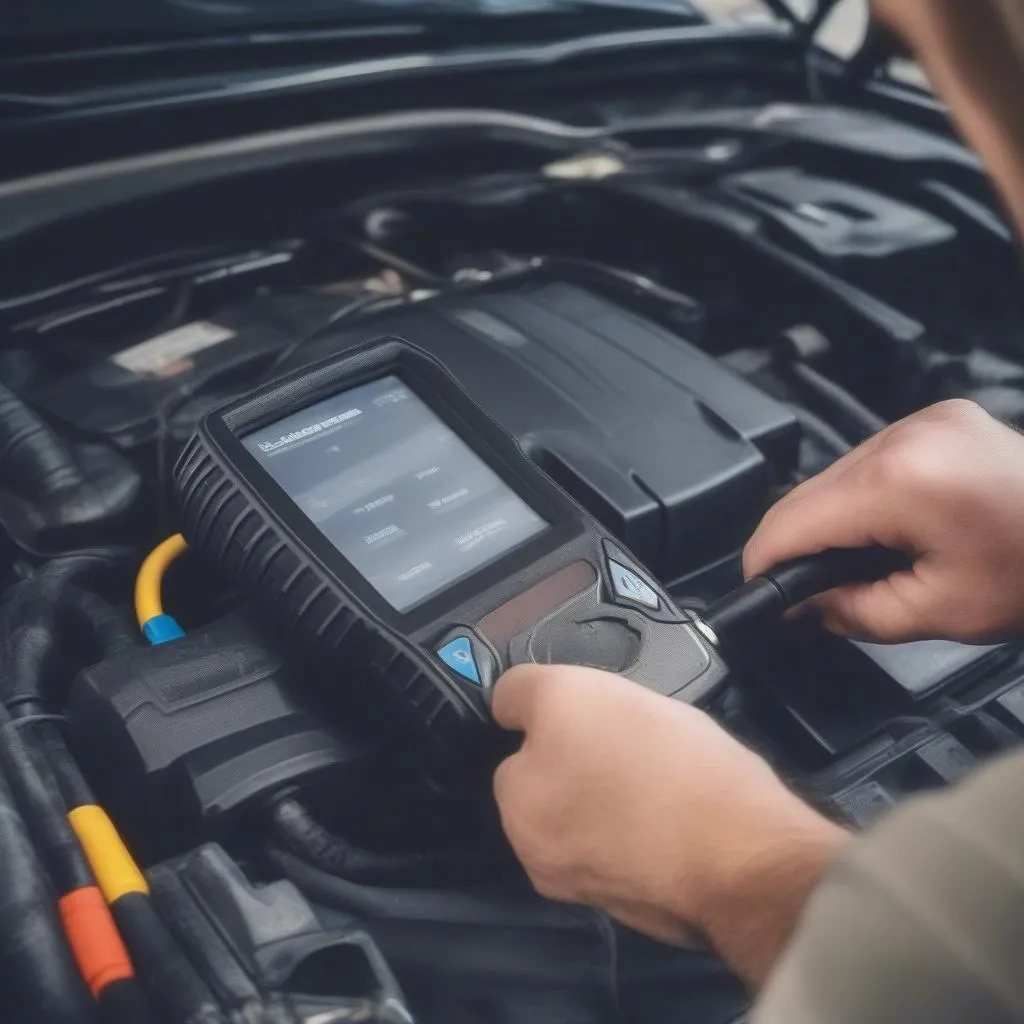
491 664 544 732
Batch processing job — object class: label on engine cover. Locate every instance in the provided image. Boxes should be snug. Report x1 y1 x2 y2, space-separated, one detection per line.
112 321 236 375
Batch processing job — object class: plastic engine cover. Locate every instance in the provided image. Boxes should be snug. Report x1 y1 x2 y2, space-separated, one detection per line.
286 279 800 581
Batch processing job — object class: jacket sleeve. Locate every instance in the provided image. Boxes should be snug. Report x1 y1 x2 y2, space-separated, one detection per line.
753 749 1024 1024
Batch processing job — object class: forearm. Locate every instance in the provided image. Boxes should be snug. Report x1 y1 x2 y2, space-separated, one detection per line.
874 0 1024 240
693 799 848 990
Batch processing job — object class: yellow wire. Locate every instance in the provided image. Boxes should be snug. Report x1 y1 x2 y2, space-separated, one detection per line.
134 533 189 628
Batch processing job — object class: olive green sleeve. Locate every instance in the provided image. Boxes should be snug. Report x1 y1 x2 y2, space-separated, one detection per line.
754 750 1024 1024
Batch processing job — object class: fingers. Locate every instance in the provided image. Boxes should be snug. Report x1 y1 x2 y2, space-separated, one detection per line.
743 448 911 581
743 450 928 639
808 575 930 643
742 434 895 581
745 485 885 581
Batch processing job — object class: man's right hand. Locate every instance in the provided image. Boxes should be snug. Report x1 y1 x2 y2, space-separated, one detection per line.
744 400 1024 644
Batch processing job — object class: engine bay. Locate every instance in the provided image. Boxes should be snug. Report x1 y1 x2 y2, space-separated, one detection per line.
3 94 1024 1023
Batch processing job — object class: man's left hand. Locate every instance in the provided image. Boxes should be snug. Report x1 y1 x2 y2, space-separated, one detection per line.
492 665 848 988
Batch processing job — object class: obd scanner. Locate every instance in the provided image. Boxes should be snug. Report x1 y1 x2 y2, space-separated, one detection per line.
176 339 727 777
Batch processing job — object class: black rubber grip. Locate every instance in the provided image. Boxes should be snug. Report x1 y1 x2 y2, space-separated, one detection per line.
767 546 912 608
703 546 911 644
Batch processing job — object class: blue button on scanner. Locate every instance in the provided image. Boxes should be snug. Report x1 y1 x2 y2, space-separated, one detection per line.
609 560 660 609
437 636 482 686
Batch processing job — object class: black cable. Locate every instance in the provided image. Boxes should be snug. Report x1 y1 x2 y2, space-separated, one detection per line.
782 362 888 444
266 845 572 927
0 577 122 871
109 894 229 1024
0 247 215 315
259 292 394 384
0 579 133 890
0 576 214 1024
524 255 704 324
0 707 92 894
154 386 196 541
151 291 392 532
0 766 95 1024
268 794 503 887
703 546 912 647
786 403 852 462
0 701 157 1024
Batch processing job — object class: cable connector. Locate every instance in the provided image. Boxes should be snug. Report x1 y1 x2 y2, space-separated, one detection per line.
141 615 185 646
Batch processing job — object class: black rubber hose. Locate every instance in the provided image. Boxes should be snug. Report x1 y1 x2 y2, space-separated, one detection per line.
0 576 135 815
783 362 888 444
0 580 169 1023
268 795 503 887
39 727 94 810
0 710 92 895
786 403 852 462
703 546 912 647
36 547 138 593
111 893 228 1024
0 709 158 1024
0 765 95 1024
0 381 84 500
0 382 141 556
266 845 582 929
0 578 135 716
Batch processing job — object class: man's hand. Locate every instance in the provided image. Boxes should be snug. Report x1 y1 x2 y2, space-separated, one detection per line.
745 400 1024 644
492 665 846 989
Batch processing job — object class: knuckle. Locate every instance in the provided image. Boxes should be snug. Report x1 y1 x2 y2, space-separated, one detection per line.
924 398 984 425
887 399 984 450
901 445 960 495
870 418 967 495
864 444 912 489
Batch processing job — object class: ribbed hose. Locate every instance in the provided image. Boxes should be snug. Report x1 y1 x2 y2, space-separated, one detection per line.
0 381 83 497
0 579 135 716
36 548 138 592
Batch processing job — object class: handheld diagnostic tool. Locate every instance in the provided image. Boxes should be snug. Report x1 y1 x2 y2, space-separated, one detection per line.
176 339 727 772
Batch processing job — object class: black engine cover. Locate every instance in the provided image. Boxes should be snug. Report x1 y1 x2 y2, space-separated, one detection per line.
287 278 799 582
